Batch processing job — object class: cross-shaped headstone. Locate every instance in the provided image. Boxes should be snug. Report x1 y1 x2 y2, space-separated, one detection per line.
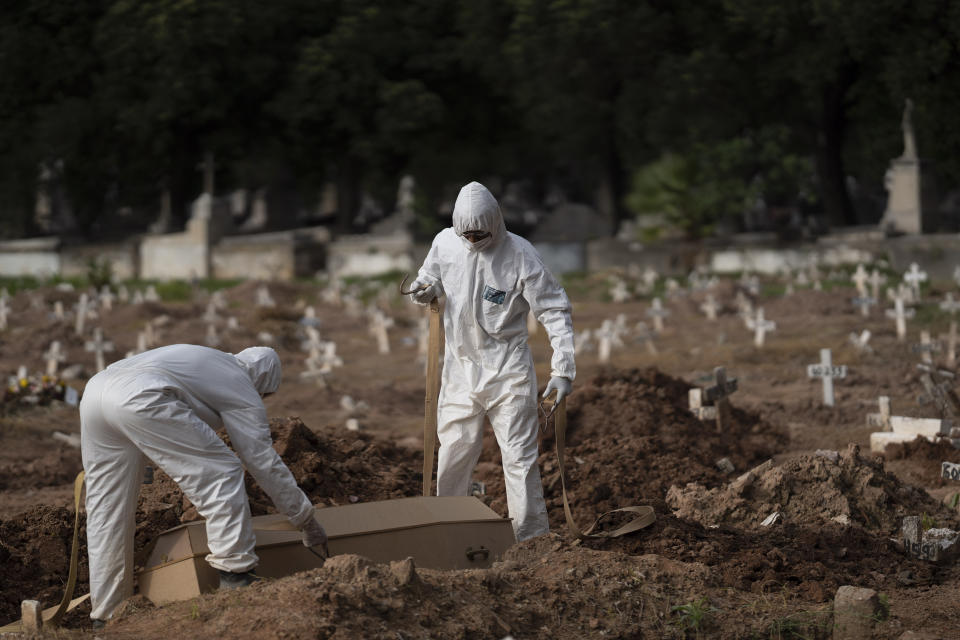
53 300 66 321
44 341 66 377
144 285 160 303
866 396 891 430
299 356 329 388
202 301 220 325
806 348 847 407
205 323 220 347
869 269 886 302
885 296 914 341
300 306 321 328
942 321 958 368
850 294 875 317
301 326 324 353
256 285 275 308
852 264 869 296
211 290 227 309
0 297 9 331
595 319 622 364
642 267 659 290
704 366 737 432
688 388 717 421
84 327 114 373
697 294 718 321
646 297 669 333
747 307 776 348
99 285 115 312
913 330 940 365
74 293 90 336
633 321 658 355
904 263 927 299
940 293 960 316
610 279 630 303
848 329 873 355
132 289 145 305
369 311 394 355
795 271 810 286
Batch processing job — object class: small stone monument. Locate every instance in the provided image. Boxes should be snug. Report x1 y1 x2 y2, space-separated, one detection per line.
880 99 933 234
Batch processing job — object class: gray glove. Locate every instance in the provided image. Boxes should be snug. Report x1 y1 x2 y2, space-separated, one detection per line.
301 517 328 550
543 376 572 403
411 280 439 305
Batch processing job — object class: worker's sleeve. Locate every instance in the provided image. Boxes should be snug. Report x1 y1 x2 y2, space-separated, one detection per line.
415 233 446 296
522 247 576 381
221 406 315 528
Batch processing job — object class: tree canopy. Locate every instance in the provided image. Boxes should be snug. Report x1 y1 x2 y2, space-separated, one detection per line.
1 0 957 239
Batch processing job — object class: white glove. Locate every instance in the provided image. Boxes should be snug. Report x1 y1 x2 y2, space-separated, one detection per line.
410 280 439 305
542 376 572 403
301 517 328 549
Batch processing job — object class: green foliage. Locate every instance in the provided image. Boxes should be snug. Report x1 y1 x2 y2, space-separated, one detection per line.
875 593 890 622
921 512 937 531
764 608 833 639
948 493 960 510
85 257 113 290
671 597 717 635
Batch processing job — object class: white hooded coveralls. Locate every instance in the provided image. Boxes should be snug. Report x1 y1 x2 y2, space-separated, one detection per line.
415 182 576 541
80 344 313 620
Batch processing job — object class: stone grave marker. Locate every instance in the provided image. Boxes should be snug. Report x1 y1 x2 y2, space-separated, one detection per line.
369 311 394 355
916 364 960 421
940 292 960 316
99 285 115 312
642 267 659 291
202 301 220 325
300 305 321 328
850 294 875 317
700 294 719 321
688 388 717 420
226 316 239 331
211 290 227 309
904 262 927 300
631 321 657 355
885 296 914 341
913 330 940 365
852 264 869 296
74 293 90 336
595 319 622 364
53 300 66 321
868 269 886 302
132 289 145 305
44 340 66 377
646 297 669 333
256 285 276 308
84 327 114 373
703 366 737 432
0 297 8 331
848 329 873 354
806 348 846 407
205 323 220 347
866 396 891 430
610 278 630 303
746 308 776 348
795 270 810 287
301 326 324 353
144 285 160 303
941 321 958 368
941 461 960 482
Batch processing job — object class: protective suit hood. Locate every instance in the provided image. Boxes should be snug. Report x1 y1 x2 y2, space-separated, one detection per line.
452 181 506 252
233 346 282 394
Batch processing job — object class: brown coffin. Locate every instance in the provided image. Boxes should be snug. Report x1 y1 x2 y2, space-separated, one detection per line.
137 496 516 605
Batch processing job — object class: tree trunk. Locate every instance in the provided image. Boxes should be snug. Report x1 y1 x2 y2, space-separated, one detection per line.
815 66 858 227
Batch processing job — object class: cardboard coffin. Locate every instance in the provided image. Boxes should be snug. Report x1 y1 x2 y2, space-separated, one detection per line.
138 496 516 605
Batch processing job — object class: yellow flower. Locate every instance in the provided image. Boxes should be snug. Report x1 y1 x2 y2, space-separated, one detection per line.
19 378 28 388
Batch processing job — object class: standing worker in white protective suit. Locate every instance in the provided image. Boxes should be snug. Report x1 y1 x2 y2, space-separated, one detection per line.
80 344 328 624
408 181 575 541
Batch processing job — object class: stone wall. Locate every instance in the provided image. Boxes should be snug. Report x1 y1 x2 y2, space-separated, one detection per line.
61 242 138 280
327 233 414 277
212 228 329 280
0 237 60 277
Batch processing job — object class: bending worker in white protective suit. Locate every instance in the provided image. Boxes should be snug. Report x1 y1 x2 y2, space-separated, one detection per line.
409 181 575 541
80 344 327 624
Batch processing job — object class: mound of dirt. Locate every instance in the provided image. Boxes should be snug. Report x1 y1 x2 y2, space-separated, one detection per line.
665 444 959 535
0 444 83 491
884 439 960 485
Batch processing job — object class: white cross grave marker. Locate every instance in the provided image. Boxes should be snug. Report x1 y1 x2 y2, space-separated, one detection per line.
202 301 220 325
0 297 8 331
53 300 65 321
132 289 145 305
904 263 927 300
942 322 957 368
848 330 873 355
700 295 719 321
205 323 220 347
704 366 738 432
940 293 960 316
646 297 669 333
256 285 276 308
99 285 115 311
851 294 875 317
852 264 869 296
369 311 394 355
633 321 658 355
869 269 886 302
144 285 160 303
747 307 776 348
610 279 630 303
44 341 66 377
914 330 940 365
866 396 892 430
885 296 914 341
300 306 321 328
74 293 90 336
807 348 847 407
595 319 622 364
84 327 114 373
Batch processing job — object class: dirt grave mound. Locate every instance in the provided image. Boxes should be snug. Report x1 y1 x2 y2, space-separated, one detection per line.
0 444 82 491
884 438 960 485
666 444 959 535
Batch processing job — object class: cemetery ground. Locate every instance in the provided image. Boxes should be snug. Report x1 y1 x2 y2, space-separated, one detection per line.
2 271 960 639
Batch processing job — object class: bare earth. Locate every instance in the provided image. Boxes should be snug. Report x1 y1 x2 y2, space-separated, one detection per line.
1 275 959 639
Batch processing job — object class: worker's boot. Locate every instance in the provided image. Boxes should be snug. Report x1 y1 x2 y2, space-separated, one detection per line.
218 569 260 590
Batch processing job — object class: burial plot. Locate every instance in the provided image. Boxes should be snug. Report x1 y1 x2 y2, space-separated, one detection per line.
806 348 846 407
85 328 115 373
866 396 891 430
